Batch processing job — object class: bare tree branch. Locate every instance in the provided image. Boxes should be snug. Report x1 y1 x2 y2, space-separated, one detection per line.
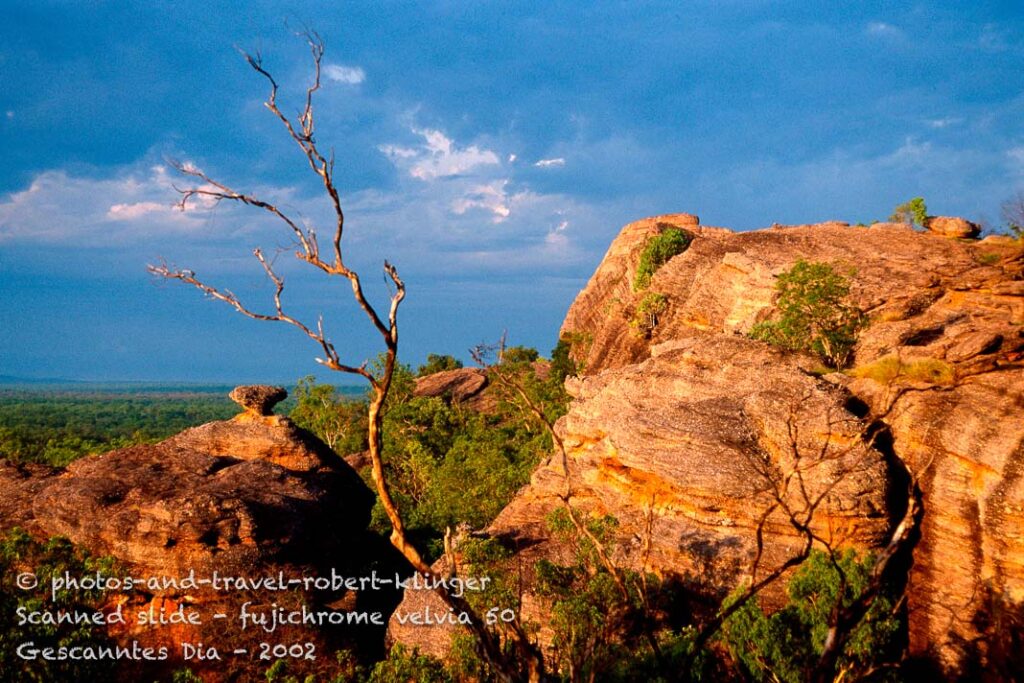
150 35 545 681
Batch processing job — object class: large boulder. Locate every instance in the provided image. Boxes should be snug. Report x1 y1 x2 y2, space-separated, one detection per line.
925 216 981 239
0 388 392 682
29 417 373 574
413 367 488 404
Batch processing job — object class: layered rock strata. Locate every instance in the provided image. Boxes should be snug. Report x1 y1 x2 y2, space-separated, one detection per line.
394 215 1024 675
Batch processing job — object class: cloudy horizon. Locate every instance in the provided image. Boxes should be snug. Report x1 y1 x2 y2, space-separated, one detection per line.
2 2 1022 381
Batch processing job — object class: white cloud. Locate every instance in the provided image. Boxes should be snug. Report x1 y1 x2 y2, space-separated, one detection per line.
534 157 566 168
106 201 169 220
544 229 570 249
865 22 904 40
926 117 962 129
5 110 12 120
2 116 608 279
451 181 512 222
380 128 500 180
365 125 608 269
0 164 281 246
323 64 365 84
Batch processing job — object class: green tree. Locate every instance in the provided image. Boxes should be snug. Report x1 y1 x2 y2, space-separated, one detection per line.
630 292 669 337
417 354 463 377
289 376 368 454
500 345 540 364
750 260 866 368
890 197 928 227
720 549 904 683
548 337 580 386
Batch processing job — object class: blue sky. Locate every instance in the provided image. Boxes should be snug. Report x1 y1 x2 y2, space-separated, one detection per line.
1 1 1022 382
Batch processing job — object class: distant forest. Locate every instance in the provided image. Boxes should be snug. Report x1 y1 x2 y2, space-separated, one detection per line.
0 384 362 466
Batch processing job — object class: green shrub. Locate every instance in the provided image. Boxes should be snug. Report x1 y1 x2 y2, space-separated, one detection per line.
976 251 1002 265
536 510 644 680
630 292 669 337
417 354 463 377
633 226 692 290
890 197 928 227
548 338 580 385
500 345 540 364
750 260 865 369
0 529 120 682
720 549 904 683
364 645 452 683
363 352 569 559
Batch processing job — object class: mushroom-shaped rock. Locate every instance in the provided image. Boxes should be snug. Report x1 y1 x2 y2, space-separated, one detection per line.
925 216 980 239
230 384 288 416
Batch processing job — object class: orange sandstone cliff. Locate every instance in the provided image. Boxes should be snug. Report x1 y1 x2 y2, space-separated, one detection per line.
390 215 1024 677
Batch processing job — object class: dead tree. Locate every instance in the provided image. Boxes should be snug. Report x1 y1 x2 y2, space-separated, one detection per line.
149 31 422 570
1003 191 1024 233
149 32 540 682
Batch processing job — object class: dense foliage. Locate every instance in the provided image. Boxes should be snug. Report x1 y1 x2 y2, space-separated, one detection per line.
0 528 119 682
535 510 655 680
0 389 238 466
416 355 463 377
633 225 692 290
750 260 866 368
290 377 368 454
291 344 575 561
721 549 904 682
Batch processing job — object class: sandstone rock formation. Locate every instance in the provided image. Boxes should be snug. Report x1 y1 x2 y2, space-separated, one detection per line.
925 215 981 239
411 363 549 413
229 383 288 415
392 214 1023 676
413 367 488 405
0 388 393 682
390 334 896 660
29 422 371 575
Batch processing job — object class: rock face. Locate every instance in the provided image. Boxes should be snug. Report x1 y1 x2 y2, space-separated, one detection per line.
28 417 372 574
0 388 389 681
393 216 1024 676
925 216 981 239
390 334 896 660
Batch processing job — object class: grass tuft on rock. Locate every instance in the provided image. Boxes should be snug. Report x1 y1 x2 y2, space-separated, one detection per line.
849 356 956 385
